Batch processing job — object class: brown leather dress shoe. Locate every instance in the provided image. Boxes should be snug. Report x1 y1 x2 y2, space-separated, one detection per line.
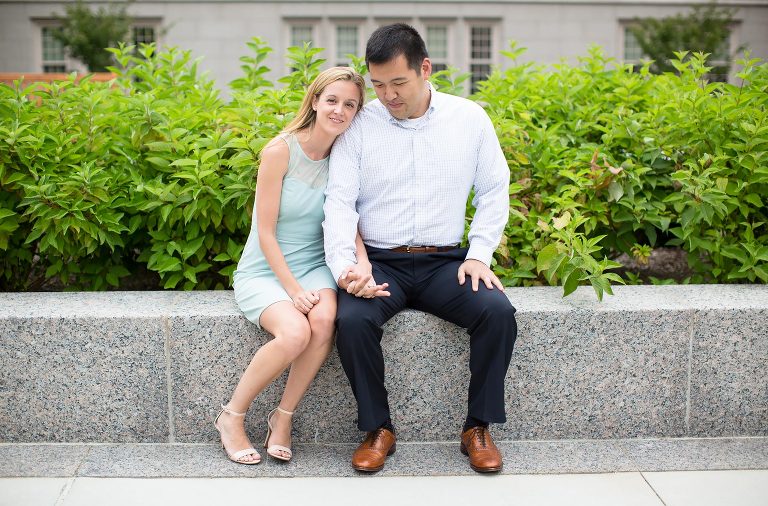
460 426 503 473
351 428 396 472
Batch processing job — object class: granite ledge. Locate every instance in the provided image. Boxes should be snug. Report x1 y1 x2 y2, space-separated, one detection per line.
0 285 766 319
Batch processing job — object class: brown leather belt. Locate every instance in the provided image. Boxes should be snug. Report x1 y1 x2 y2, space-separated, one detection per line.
389 245 459 253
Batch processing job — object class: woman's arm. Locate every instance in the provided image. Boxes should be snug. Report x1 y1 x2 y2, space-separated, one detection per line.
255 139 319 313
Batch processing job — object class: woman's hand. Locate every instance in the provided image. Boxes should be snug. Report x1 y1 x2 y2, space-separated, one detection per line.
291 289 320 314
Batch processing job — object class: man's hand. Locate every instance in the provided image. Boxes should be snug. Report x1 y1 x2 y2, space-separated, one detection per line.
338 262 390 298
457 259 504 292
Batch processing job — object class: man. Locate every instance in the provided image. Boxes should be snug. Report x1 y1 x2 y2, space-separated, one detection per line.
323 23 517 474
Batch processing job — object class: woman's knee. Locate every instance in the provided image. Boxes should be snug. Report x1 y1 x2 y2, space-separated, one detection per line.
308 308 335 344
272 320 312 357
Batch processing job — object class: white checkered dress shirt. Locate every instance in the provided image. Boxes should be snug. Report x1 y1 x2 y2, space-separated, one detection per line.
323 84 510 282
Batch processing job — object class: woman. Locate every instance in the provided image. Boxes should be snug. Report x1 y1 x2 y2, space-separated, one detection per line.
215 67 381 464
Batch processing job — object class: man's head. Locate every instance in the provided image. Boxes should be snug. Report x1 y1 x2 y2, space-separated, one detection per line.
366 23 432 120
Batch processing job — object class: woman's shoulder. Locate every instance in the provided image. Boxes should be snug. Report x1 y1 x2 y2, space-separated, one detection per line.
258 135 292 176
261 135 291 161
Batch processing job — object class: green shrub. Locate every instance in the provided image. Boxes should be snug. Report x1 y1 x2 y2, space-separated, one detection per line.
0 40 765 297
475 44 767 298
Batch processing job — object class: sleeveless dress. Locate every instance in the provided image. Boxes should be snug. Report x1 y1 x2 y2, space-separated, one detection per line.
233 133 337 327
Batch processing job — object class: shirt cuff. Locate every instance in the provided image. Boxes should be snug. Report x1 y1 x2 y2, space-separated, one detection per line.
329 258 356 285
465 243 495 267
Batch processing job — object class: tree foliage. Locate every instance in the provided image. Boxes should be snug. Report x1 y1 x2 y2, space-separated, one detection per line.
629 2 738 76
52 0 131 72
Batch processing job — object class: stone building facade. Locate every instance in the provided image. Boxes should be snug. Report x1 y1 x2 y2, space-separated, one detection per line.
1 0 766 93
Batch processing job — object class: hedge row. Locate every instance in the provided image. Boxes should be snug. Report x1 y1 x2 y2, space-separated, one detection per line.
0 41 766 297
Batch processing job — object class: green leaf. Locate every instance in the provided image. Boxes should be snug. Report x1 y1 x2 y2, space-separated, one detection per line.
145 157 170 168
743 193 763 208
155 256 182 273
562 267 583 297
536 244 559 273
607 181 624 202
170 159 198 167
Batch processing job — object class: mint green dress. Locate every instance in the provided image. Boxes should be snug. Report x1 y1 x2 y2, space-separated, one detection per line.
233 134 336 327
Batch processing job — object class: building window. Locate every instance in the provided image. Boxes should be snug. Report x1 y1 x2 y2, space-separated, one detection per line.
707 38 731 82
623 28 644 63
291 25 314 48
335 25 358 66
621 26 646 72
132 25 156 46
623 25 731 81
469 26 493 93
42 26 66 73
426 25 449 72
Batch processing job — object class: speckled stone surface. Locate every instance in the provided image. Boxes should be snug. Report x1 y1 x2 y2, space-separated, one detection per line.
0 438 765 478
0 317 169 442
1 285 766 443
619 437 768 471
499 308 691 440
689 309 768 437
502 439 635 473
0 444 89 477
168 315 358 444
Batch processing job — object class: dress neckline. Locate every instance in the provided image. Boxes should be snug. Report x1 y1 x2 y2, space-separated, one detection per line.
291 133 329 163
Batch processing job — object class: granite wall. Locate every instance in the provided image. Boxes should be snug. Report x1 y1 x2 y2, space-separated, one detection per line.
1 285 765 443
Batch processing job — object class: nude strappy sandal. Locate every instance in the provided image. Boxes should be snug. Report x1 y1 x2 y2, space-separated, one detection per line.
214 404 261 465
264 406 294 461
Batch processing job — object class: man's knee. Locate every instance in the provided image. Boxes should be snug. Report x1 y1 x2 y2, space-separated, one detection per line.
470 295 517 341
474 290 515 319
335 306 379 349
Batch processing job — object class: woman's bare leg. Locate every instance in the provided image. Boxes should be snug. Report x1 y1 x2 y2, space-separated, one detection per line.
266 289 337 457
216 301 311 463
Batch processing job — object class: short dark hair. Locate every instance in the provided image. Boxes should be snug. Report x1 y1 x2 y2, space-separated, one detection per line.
365 23 428 74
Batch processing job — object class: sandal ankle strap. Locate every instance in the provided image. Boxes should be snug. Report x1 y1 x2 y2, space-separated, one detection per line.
276 406 294 416
220 403 247 417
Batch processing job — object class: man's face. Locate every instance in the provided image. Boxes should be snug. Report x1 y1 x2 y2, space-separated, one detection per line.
368 53 432 120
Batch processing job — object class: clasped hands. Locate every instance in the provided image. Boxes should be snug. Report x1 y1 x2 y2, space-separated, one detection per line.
338 262 390 299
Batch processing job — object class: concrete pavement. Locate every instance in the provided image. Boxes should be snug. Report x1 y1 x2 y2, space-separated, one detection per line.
3 471 768 506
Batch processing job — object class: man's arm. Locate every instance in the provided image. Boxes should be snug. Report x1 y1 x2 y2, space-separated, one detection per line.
323 120 363 284
459 107 510 291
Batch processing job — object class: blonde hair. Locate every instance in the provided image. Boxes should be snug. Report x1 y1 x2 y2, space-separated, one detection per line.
282 67 366 136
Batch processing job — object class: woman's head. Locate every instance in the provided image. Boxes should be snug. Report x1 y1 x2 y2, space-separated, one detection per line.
283 67 366 136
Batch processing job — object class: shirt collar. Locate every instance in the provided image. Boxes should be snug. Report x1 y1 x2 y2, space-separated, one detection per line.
386 81 439 126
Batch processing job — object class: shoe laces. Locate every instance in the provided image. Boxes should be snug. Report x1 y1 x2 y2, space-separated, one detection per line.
472 426 488 448
367 428 386 447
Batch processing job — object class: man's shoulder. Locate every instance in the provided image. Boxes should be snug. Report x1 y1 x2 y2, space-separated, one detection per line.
359 99 388 119
333 100 387 148
434 89 486 117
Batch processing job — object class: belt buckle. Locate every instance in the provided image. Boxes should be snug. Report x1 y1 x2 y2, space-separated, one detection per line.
406 245 412 253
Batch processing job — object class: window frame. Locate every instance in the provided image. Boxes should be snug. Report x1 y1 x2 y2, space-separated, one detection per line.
331 20 364 67
34 18 162 73
423 22 452 74
288 22 317 49
40 25 68 73
467 22 497 94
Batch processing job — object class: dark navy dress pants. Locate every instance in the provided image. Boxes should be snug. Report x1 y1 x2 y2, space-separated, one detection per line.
335 246 517 432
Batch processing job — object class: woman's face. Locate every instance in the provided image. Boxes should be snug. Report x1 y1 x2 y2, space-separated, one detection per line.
312 80 361 136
